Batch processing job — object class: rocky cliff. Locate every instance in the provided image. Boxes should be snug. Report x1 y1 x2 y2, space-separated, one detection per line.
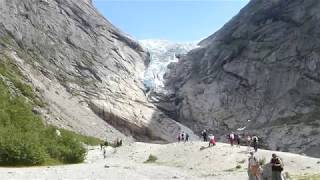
165 0 320 157
0 0 193 142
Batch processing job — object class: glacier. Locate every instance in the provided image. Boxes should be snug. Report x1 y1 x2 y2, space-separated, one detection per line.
140 39 198 91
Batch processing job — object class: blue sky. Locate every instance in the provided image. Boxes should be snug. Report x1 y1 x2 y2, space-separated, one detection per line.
93 0 249 42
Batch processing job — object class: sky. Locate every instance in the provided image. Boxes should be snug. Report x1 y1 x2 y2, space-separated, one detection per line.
93 0 249 42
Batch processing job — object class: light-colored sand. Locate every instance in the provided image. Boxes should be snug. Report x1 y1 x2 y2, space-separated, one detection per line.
0 142 319 180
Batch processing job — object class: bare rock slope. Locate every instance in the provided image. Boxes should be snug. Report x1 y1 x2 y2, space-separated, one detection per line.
0 0 193 141
165 0 320 157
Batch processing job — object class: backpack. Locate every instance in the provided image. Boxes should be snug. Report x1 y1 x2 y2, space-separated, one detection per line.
271 157 284 171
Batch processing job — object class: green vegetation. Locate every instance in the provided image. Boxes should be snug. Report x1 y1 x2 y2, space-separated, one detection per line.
0 55 102 166
259 157 266 166
144 154 158 163
59 128 103 146
0 54 41 104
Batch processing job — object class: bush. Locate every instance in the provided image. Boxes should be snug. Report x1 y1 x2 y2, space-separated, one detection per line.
0 73 100 166
144 154 158 163
259 157 266 166
0 129 47 166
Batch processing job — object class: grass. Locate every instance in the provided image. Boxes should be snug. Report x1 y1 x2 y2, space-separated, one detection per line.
0 53 45 107
59 128 103 146
144 154 158 163
0 55 103 166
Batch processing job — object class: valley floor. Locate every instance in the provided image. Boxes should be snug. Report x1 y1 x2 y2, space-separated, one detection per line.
0 142 319 180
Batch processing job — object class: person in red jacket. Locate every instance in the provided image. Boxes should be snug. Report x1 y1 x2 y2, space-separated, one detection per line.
208 134 216 147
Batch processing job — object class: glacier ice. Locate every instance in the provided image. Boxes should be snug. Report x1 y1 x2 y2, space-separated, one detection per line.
140 39 198 91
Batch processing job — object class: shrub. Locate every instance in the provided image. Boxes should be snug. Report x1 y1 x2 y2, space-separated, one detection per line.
0 71 100 166
0 129 47 166
144 154 158 163
259 157 266 166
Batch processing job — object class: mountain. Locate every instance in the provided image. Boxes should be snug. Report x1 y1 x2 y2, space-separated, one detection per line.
0 0 194 142
164 0 320 157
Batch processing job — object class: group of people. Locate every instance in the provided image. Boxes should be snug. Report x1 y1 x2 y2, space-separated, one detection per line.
100 138 123 159
176 131 190 142
200 130 260 152
227 132 259 152
200 130 216 146
248 152 284 180
199 129 286 180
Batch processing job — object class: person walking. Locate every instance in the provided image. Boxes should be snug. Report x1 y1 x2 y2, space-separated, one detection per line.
252 136 259 152
181 131 185 141
177 133 181 142
208 134 216 147
248 152 261 180
185 133 189 142
103 147 107 159
270 154 284 180
247 134 252 152
229 132 235 146
201 129 208 142
235 133 241 147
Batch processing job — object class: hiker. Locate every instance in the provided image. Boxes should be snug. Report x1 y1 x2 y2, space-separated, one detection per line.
181 131 185 141
177 133 181 142
252 136 259 152
247 134 252 152
248 152 261 180
270 154 283 180
229 132 235 146
208 134 216 147
103 147 107 159
185 133 189 142
201 129 208 142
235 133 241 147
116 138 123 147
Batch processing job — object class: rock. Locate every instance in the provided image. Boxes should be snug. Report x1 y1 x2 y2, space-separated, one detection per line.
164 0 320 157
32 107 42 115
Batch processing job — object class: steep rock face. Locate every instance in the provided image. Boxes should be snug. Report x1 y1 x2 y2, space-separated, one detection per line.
165 0 320 156
0 0 193 141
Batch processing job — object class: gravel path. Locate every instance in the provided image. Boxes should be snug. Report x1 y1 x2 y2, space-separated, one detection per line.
0 142 319 179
